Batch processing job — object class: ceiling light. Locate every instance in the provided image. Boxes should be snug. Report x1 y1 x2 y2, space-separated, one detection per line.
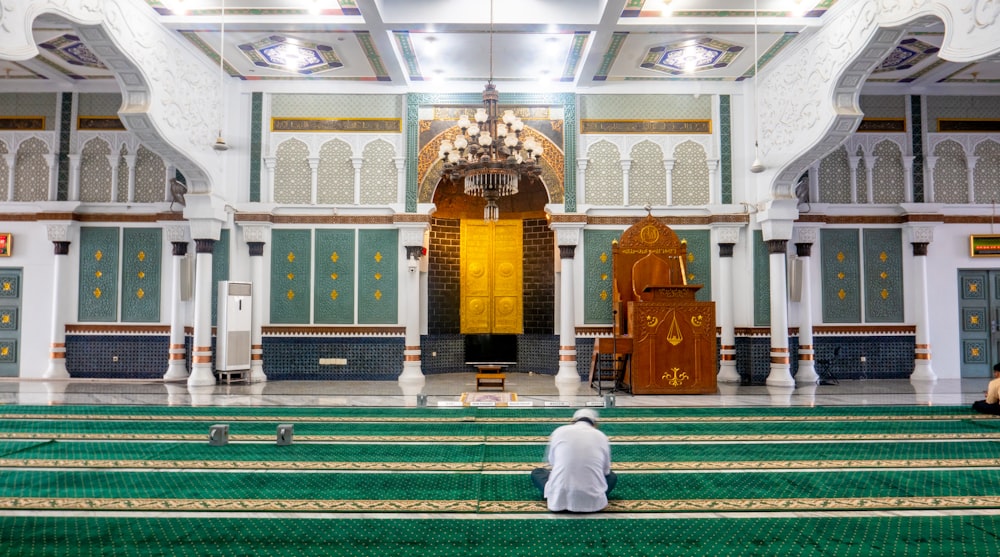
437 0 544 222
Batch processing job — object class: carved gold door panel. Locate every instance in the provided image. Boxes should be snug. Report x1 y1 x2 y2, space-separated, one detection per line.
460 220 523 334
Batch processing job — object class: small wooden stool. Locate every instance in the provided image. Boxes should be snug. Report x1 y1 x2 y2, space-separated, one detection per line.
475 364 506 391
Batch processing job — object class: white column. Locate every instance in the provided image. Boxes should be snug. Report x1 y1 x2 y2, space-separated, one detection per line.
902 156 914 203
576 158 588 204
664 158 675 205
123 154 137 202
706 159 719 205
794 227 819 385
908 225 937 381
925 156 938 203
43 224 71 379
67 154 82 201
848 156 861 204
243 224 270 383
716 226 740 383
106 154 120 202
351 156 364 205
620 159 631 205
164 226 189 382
551 223 584 383
808 162 820 204
262 157 276 203
765 238 795 387
187 235 219 387
967 156 979 203
307 156 320 205
394 157 406 204
400 235 427 382
3 154 14 202
43 153 56 201
863 155 875 204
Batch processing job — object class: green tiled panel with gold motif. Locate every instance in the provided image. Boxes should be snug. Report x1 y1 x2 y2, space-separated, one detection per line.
120 228 161 322
211 229 231 326
821 229 862 323
583 229 622 324
78 227 119 322
863 229 903 323
358 229 397 325
271 230 312 324
753 230 770 327
314 229 356 324
677 229 711 303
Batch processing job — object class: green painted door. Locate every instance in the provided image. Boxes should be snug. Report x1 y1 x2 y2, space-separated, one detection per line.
958 270 1000 378
0 269 22 377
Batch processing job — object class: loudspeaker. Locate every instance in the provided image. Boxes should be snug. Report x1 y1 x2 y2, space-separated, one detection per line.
276 424 294 445
209 424 229 446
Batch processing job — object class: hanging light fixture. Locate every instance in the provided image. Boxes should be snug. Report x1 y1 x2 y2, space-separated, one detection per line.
749 0 763 173
213 0 229 152
437 0 544 221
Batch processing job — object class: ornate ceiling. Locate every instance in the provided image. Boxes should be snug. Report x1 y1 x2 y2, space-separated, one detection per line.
1 0 997 93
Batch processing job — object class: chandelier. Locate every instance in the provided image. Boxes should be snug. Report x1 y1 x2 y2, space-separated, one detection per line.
436 0 544 221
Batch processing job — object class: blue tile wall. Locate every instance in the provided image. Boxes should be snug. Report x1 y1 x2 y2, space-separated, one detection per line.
66 335 169 379
262 336 404 380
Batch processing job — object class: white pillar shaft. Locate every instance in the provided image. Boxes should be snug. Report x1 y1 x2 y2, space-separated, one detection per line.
43 248 70 379
766 250 794 387
308 157 320 205
864 158 875 204
911 253 936 381
556 250 579 382
352 157 363 205
187 248 216 387
249 251 267 382
620 160 631 205
107 155 120 202
124 155 137 203
967 157 978 203
4 154 14 202
68 155 81 202
164 247 189 381
399 256 424 381
717 252 739 383
796 254 819 384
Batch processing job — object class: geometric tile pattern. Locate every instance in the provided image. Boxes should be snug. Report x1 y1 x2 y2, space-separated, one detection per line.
719 95 732 204
238 35 343 76
250 92 263 202
359 140 397 205
274 139 312 204
871 140 905 204
317 140 354 204
270 230 312 324
314 229 356 324
677 229 711 303
931 139 968 203
862 229 903 323
0 141 7 200
357 229 397 325
820 229 861 324
120 228 161 323
584 141 623 205
671 140 709 205
874 38 938 73
272 94 402 119
627 140 665 206
818 146 853 203
910 95 925 203
134 146 166 203
640 37 744 76
78 227 120 323
79 138 112 202
39 34 108 70
582 229 621 324
210 229 231 327
753 230 770 327
973 139 1000 204
854 145 868 204
13 137 50 202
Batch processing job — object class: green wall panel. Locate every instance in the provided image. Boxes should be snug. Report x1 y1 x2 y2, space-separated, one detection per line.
314 229 356 324
270 230 312 324
358 229 398 324
120 228 161 322
863 228 904 323
78 227 120 322
250 92 263 203
583 230 621 324
677 229 711 303
211 229 231 326
821 229 862 323
753 230 770 327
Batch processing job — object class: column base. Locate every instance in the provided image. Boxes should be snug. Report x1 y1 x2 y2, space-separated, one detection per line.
43 361 70 380
164 362 189 382
765 364 795 387
187 365 216 387
717 361 740 383
399 361 424 382
555 361 580 383
910 361 937 382
795 361 820 384
250 361 267 383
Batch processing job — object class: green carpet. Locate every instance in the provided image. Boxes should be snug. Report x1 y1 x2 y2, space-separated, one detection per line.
1 515 998 556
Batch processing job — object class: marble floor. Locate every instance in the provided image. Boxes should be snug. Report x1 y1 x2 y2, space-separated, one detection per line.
0 372 989 408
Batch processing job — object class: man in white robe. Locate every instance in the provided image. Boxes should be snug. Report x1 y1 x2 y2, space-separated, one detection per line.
530 408 617 512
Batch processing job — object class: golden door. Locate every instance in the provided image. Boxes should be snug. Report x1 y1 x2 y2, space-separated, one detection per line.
460 220 523 334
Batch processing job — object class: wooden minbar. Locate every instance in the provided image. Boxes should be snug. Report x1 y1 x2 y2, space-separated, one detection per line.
609 213 717 395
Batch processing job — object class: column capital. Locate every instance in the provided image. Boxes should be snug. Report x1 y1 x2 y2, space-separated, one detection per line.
46 223 70 242
164 225 187 243
548 219 585 246
795 242 812 257
247 241 265 257
714 224 740 245
794 225 819 244
52 241 71 255
765 239 788 254
911 242 929 256
558 245 576 259
240 222 272 244
195 238 216 253
905 224 935 244
576 158 589 171
718 243 734 258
